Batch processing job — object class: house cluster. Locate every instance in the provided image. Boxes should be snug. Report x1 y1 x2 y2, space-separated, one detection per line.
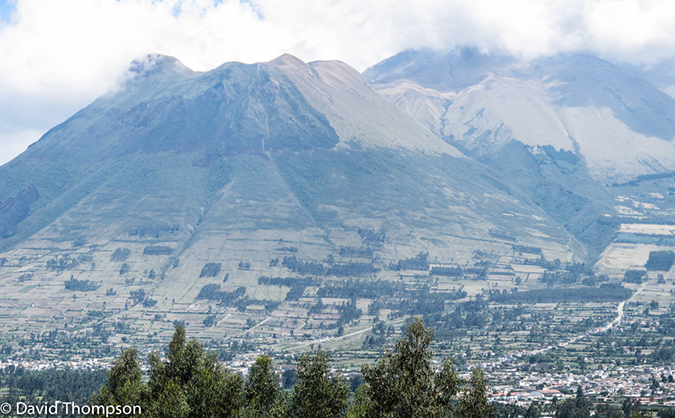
0 358 108 372
490 389 564 405
487 365 675 407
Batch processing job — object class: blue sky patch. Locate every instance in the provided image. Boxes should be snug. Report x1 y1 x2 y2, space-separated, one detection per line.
0 0 14 23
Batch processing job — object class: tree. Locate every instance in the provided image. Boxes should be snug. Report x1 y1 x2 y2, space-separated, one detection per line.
595 404 623 418
142 377 189 418
524 404 541 418
146 324 243 418
360 316 461 418
623 399 641 418
90 348 145 417
90 321 493 418
94 325 244 418
556 386 590 418
575 385 590 414
658 407 675 418
458 368 493 418
290 351 349 418
119 263 130 275
646 250 675 271
282 369 298 390
243 355 287 417
346 385 373 418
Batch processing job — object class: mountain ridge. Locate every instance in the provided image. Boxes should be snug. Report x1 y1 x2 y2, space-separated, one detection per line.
0 53 581 263
365 49 675 183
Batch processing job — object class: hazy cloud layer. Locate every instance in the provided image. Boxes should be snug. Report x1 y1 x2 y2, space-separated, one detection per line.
1 0 675 164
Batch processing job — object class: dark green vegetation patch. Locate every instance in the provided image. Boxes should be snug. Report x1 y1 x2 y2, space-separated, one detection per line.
488 283 632 304
143 245 174 255
646 250 675 271
64 276 100 291
199 262 221 277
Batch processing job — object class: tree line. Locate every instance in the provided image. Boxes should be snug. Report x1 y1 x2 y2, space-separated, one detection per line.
488 283 632 304
0 368 107 409
91 317 492 418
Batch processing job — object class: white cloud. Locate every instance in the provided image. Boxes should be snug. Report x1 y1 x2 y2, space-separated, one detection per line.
2 0 675 163
583 0 675 63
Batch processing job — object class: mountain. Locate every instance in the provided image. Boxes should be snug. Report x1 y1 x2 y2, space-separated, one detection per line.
0 54 580 319
364 48 675 255
364 48 515 93
366 49 675 183
621 57 675 100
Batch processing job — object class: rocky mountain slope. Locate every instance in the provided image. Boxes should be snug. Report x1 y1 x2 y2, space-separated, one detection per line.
365 49 675 255
365 49 675 184
0 54 581 319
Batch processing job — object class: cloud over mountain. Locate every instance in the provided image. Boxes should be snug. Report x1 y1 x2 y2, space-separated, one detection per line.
3 0 675 165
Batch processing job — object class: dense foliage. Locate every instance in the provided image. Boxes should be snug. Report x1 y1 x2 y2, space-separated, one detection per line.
355 317 490 418
488 283 632 303
143 245 174 256
393 252 430 271
646 251 675 271
64 276 100 291
110 248 131 262
90 319 491 418
199 262 222 278
0 368 107 408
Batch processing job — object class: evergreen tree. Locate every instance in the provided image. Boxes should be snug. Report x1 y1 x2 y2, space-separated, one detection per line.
143 378 189 418
556 386 590 418
575 385 590 413
89 321 494 418
458 368 493 418
360 316 461 418
91 348 145 417
290 351 349 418
658 408 675 418
345 384 373 418
622 398 635 417
595 403 623 418
524 404 541 418
146 324 244 418
243 355 288 417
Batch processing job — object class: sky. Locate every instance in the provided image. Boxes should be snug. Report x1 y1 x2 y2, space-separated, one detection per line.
2 0 675 165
